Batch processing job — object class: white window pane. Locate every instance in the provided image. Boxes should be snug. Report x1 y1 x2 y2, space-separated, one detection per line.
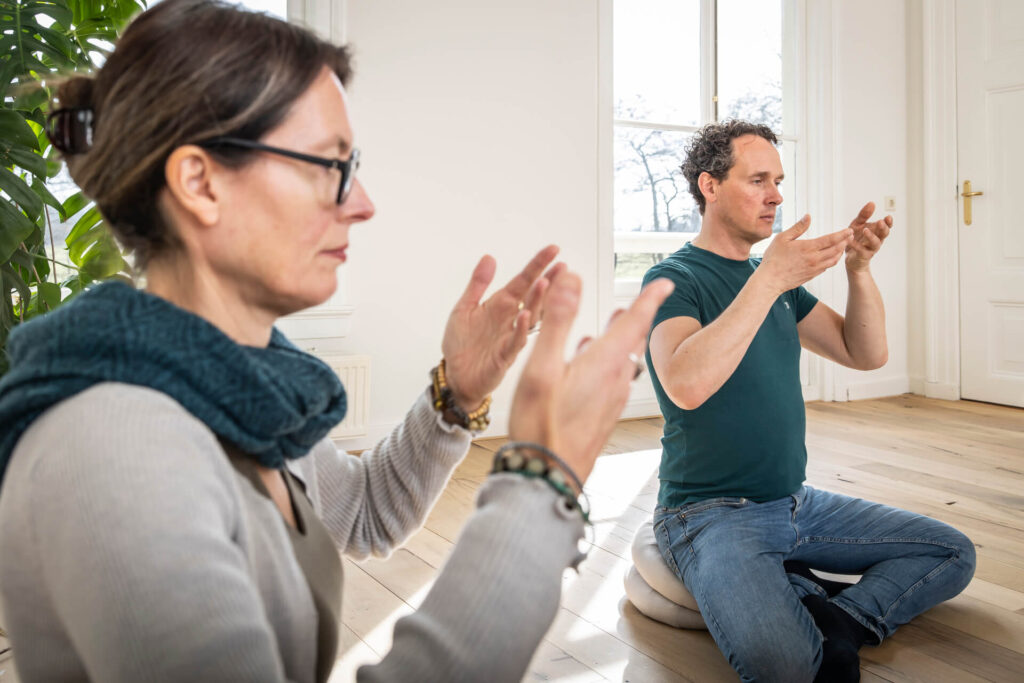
717 0 782 130
613 127 698 279
614 127 698 233
614 0 701 125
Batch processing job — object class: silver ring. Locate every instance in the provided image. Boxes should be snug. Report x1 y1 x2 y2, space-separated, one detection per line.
628 352 644 379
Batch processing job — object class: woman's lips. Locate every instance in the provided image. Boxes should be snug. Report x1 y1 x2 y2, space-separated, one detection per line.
323 246 348 262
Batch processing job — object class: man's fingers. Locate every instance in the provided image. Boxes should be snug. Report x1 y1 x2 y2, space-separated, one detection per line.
502 245 560 301
782 214 812 240
456 255 497 310
810 228 853 251
849 202 875 228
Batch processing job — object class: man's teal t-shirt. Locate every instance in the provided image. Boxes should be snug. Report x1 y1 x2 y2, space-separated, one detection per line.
642 242 818 508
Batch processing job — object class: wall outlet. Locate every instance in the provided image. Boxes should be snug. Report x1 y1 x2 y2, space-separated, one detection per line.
884 196 896 211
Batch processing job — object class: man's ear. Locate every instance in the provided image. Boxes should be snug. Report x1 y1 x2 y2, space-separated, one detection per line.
697 171 718 208
163 145 222 228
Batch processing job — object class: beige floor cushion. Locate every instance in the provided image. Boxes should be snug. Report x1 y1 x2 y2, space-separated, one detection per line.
623 520 707 630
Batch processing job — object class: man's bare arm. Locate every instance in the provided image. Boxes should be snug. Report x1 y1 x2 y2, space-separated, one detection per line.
797 203 890 370
650 216 852 410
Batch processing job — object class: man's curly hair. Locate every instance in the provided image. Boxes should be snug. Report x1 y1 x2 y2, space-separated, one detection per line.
681 120 779 215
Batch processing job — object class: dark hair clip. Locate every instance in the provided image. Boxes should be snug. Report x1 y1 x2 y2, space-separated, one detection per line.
47 107 95 154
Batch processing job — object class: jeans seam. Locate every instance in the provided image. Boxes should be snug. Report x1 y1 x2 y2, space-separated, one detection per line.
654 518 684 579
798 537 963 550
880 551 961 623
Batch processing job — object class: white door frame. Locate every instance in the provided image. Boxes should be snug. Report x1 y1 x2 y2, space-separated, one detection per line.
920 2 961 401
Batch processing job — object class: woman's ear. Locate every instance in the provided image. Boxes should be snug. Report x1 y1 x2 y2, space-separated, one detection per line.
697 171 717 208
163 145 221 227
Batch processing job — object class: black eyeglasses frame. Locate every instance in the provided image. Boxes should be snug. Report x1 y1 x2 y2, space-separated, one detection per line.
199 137 360 205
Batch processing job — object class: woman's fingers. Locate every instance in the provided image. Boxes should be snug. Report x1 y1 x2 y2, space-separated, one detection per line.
455 255 497 311
527 270 582 376
599 279 674 357
501 245 559 303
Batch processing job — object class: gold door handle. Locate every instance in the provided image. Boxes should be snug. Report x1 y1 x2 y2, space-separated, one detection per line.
960 180 984 225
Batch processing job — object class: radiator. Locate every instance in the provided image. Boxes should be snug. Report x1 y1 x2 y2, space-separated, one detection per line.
322 354 371 439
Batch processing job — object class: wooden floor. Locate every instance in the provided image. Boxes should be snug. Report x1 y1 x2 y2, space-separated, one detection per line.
333 395 1024 682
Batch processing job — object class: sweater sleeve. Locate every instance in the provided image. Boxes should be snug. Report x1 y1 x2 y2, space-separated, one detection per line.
357 474 586 683
4 384 296 683
306 388 472 559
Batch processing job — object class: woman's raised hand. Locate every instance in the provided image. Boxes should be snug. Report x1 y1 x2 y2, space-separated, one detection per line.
508 271 674 483
441 245 561 411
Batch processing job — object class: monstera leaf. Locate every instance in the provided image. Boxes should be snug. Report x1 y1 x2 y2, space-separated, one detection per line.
1 0 142 375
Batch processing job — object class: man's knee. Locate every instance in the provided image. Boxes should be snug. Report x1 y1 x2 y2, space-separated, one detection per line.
945 527 977 594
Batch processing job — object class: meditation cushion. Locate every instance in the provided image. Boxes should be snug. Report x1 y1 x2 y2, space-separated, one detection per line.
623 520 707 630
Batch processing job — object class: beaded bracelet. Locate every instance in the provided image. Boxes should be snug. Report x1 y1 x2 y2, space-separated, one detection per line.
492 441 590 524
430 359 492 432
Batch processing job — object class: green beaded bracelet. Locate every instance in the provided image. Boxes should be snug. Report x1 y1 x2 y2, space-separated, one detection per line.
492 442 590 524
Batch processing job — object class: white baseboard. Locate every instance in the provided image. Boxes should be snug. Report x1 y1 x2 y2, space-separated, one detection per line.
909 376 960 401
845 376 910 401
923 381 960 401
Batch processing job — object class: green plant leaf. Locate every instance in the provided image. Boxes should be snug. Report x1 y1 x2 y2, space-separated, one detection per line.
62 190 89 218
38 280 61 309
0 110 41 150
5 145 48 176
78 231 126 279
24 1 75 28
0 198 38 262
12 84 50 112
66 204 103 262
1 263 31 318
31 176 66 220
0 165 44 220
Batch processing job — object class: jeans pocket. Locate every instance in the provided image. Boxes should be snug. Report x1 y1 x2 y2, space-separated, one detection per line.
679 496 749 518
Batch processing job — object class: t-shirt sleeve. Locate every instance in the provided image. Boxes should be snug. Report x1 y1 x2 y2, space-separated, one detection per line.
792 284 819 322
644 263 702 328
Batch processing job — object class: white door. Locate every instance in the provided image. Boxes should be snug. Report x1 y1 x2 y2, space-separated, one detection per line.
957 0 1024 408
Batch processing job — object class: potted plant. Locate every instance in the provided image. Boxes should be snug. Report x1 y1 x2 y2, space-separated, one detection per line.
1 0 144 376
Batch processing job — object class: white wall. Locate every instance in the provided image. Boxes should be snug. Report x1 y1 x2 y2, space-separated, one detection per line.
327 0 919 448
906 0 927 394
830 0 911 401
336 0 602 447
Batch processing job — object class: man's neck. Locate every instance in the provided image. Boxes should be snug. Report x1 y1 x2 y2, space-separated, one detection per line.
690 216 754 261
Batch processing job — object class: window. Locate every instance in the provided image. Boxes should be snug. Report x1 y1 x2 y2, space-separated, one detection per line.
613 0 801 288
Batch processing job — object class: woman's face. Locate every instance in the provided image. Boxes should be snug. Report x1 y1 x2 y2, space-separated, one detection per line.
214 66 375 316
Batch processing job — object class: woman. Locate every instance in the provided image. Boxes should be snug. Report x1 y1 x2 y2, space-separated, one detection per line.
0 1 672 681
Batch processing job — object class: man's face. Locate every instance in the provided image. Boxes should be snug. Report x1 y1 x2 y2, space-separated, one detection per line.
704 134 784 243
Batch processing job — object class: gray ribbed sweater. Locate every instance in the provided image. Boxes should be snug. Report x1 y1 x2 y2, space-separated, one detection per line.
0 383 584 682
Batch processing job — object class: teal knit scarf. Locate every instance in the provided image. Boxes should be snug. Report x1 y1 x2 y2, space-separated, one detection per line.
0 281 347 486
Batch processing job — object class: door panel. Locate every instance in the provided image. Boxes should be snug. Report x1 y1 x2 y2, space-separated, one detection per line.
957 0 1024 407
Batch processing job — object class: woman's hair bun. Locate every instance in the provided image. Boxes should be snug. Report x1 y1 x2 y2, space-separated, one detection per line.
48 76 96 154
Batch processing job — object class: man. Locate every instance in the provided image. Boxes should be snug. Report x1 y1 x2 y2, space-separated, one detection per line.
644 120 975 683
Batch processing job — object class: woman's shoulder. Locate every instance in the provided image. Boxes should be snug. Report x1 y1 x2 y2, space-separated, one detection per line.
10 382 232 489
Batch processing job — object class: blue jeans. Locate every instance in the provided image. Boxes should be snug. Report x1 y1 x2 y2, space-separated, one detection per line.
653 486 975 683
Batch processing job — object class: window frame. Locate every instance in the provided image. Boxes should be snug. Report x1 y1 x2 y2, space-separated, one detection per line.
607 0 806 299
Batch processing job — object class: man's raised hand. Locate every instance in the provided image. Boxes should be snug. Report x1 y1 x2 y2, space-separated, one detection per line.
757 215 853 295
845 202 893 272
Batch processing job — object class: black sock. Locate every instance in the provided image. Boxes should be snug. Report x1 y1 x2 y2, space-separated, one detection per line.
802 594 877 682
784 560 855 598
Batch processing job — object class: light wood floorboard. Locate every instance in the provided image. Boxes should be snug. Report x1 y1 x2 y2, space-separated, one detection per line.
337 395 1024 682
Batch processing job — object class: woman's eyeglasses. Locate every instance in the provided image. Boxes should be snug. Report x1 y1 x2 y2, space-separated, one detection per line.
199 137 360 205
